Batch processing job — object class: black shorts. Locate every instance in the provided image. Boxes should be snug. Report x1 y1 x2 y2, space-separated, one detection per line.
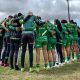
21 33 34 44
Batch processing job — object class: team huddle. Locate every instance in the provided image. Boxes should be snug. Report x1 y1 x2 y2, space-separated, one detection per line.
0 12 80 73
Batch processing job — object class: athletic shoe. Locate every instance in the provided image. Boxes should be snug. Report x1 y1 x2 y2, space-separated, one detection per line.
21 68 25 72
35 67 40 72
15 65 20 70
44 65 50 70
1 63 4 66
29 68 34 73
59 63 64 66
53 64 60 68
4 63 9 67
10 66 14 70
74 57 77 60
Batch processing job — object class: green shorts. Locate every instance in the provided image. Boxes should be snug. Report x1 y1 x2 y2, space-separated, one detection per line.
68 35 74 46
62 36 71 47
35 36 48 48
47 37 57 50
72 35 78 44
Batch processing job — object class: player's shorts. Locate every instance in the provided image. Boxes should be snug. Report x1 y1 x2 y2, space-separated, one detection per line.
68 34 74 46
62 35 71 47
72 35 78 44
35 36 48 48
47 37 57 50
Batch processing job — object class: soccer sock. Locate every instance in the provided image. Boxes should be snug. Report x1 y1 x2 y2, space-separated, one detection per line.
5 58 8 64
76 53 80 60
74 52 77 59
72 52 74 59
55 48 59 63
67 56 70 61
64 50 67 62
53 61 55 66
63 57 65 62
70 51 73 60
49 61 53 67
45 64 48 68
36 64 40 68
79 53 80 59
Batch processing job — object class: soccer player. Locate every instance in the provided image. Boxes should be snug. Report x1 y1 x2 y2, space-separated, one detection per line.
54 19 63 64
47 20 62 67
1 17 12 66
77 26 80 60
35 17 49 72
9 13 23 70
20 12 36 72
0 22 5 64
61 20 71 63
69 20 79 61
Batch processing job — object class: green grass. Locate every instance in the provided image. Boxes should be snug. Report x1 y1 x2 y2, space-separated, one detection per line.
0 49 80 80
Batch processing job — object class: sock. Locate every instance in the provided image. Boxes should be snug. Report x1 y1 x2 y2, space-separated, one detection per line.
79 53 80 59
5 58 8 64
74 52 77 59
63 57 65 62
53 61 55 66
49 61 53 67
72 52 74 59
76 53 79 59
55 48 59 62
76 53 80 60
45 64 48 68
70 52 73 60
67 56 70 61
64 50 67 62
36 64 40 68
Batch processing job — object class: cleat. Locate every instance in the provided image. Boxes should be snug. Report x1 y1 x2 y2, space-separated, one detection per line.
4 63 9 67
44 65 50 70
29 68 34 73
35 67 40 73
1 63 4 66
15 65 20 70
53 64 60 68
21 68 25 72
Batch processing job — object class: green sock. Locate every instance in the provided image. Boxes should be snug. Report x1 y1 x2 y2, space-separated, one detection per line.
49 61 53 67
79 53 80 59
53 61 55 66
67 56 70 61
76 53 80 60
76 53 79 59
45 64 48 68
72 52 74 59
65 57 67 62
36 64 40 68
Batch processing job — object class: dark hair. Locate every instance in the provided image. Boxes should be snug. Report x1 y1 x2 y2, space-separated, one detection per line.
18 13 22 17
14 14 18 18
61 20 67 23
36 16 41 20
8 15 13 19
70 20 77 25
54 19 62 32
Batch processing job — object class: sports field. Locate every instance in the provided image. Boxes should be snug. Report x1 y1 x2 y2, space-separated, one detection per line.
0 50 80 80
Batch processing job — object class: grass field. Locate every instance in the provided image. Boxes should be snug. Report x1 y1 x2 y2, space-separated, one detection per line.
0 49 80 80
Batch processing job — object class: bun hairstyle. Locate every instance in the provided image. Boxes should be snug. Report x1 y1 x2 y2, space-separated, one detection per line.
8 15 13 19
18 13 22 17
61 20 67 23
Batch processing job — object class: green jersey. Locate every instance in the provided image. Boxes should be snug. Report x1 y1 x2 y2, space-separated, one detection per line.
20 15 36 34
47 22 62 39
